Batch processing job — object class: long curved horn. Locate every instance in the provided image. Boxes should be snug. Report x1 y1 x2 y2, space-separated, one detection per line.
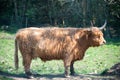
99 20 107 30
90 21 94 27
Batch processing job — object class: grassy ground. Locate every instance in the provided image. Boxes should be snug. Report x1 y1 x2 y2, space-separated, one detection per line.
0 31 120 79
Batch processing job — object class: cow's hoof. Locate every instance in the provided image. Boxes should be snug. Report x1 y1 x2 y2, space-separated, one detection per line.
26 75 34 79
70 72 75 76
25 72 34 79
65 75 70 78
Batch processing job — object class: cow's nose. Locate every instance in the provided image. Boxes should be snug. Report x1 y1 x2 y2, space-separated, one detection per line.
103 40 106 44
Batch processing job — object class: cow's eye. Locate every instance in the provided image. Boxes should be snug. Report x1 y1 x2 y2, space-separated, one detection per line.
95 36 99 38
97 36 100 38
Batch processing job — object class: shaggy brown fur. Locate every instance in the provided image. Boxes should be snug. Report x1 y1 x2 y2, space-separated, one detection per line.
14 27 106 78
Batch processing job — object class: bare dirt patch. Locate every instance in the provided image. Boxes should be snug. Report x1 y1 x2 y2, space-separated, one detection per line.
0 72 119 80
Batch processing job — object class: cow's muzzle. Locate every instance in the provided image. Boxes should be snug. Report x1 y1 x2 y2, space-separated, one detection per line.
103 40 106 44
100 40 106 46
101 40 106 45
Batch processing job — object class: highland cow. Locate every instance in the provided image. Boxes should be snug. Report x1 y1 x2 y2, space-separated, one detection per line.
14 21 106 78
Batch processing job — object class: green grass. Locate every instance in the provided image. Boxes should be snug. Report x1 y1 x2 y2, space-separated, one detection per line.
0 31 120 77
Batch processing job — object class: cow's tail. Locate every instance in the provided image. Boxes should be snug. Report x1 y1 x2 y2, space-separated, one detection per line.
14 38 19 70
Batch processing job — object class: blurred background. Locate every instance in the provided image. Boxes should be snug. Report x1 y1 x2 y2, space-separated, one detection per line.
0 0 120 39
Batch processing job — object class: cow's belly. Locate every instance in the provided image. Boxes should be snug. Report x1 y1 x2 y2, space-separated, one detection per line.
36 51 64 61
39 53 63 61
34 43 65 61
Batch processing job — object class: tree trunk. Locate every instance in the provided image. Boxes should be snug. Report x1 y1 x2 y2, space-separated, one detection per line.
13 0 19 26
82 0 87 27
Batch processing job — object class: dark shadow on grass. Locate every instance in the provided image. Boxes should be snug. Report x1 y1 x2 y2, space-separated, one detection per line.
0 70 119 80
0 70 26 78
38 74 120 80
0 70 65 79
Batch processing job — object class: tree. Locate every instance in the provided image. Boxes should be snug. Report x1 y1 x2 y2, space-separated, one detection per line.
106 0 120 38
0 0 120 38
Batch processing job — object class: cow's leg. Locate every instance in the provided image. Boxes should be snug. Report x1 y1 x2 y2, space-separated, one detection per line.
64 64 70 77
70 61 75 75
63 58 72 78
22 54 33 79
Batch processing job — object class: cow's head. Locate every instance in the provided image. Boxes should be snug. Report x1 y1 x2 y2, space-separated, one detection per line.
88 21 106 47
